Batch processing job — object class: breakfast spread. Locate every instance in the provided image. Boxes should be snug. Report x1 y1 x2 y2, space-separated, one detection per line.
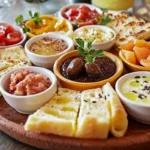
25 83 128 138
0 2 150 149
29 37 68 56
9 69 51 96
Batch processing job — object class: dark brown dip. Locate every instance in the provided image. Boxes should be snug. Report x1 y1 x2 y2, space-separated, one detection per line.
61 56 116 82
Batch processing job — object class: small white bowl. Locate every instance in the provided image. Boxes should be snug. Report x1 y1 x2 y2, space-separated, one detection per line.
58 3 103 21
115 71 150 124
0 66 57 114
25 32 74 68
74 25 116 51
0 24 26 49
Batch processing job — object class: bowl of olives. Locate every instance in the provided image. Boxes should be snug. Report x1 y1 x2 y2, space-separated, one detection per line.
54 38 124 91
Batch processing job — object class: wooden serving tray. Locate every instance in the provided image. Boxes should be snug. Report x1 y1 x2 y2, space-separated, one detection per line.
1 97 150 150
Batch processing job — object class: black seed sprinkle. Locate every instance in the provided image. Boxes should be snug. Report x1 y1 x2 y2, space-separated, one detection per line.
143 81 148 83
132 90 137 93
92 101 97 103
84 100 87 102
104 95 107 100
143 76 146 78
99 93 102 98
136 80 139 83
135 76 140 79
138 94 147 99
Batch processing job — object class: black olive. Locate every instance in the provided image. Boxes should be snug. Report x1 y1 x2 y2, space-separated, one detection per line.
85 62 101 77
66 57 84 77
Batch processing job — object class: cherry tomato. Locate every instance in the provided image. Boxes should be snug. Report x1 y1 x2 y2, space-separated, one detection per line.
0 29 5 40
5 31 22 45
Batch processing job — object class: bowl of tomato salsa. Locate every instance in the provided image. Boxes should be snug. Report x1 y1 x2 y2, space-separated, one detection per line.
58 3 103 29
0 23 26 48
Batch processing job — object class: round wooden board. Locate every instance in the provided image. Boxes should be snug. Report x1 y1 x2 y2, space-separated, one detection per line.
1 97 150 150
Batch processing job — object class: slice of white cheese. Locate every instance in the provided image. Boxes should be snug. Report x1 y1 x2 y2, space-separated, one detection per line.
24 88 80 137
76 88 110 139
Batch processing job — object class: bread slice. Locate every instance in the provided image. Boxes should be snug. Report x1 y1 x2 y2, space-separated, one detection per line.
24 88 81 137
102 83 128 137
0 46 31 78
105 11 150 47
76 88 110 139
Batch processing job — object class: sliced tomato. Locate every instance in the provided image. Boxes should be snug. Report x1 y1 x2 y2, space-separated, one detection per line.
79 5 91 13
0 29 5 40
5 25 15 35
5 31 22 45
65 8 79 19
76 12 86 21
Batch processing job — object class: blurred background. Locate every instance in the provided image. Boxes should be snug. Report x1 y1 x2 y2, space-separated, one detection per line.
0 0 150 23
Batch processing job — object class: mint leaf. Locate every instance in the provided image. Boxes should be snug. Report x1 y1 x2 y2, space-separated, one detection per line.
75 38 105 63
78 47 87 56
85 56 93 63
75 38 84 48
15 15 24 25
90 49 104 57
87 41 93 50
101 15 111 25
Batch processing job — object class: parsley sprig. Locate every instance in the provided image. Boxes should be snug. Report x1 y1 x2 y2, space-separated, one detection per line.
75 38 105 63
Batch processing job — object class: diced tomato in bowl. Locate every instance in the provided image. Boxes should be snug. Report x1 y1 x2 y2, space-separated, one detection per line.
58 3 103 28
0 23 26 48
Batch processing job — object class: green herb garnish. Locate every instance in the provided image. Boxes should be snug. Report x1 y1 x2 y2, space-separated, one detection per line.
101 15 111 25
28 11 42 25
75 38 105 63
15 15 24 25
22 25 29 33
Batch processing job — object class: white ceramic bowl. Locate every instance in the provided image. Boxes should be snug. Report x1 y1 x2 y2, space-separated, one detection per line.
25 32 74 68
0 66 57 114
0 24 26 49
58 3 103 21
74 25 116 51
115 71 150 124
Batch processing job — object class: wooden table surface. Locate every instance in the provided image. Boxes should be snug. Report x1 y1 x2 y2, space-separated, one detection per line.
0 0 143 150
